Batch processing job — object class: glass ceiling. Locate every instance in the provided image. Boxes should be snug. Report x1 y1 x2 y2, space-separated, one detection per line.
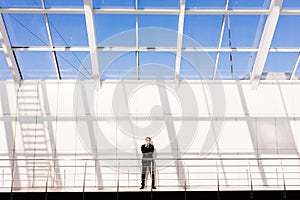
0 0 300 80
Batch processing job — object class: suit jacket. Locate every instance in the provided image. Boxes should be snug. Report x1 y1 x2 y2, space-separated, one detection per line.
141 144 154 161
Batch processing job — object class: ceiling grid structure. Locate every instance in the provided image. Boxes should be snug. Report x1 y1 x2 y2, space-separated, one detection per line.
213 0 229 80
41 0 61 79
1 8 300 15
0 0 299 82
84 0 100 82
250 0 283 88
174 0 186 82
0 14 21 85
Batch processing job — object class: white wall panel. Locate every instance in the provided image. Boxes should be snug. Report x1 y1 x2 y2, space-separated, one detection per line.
290 120 300 153
189 83 211 116
0 116 15 153
217 120 256 154
223 83 245 116
17 81 39 116
14 115 36 154
0 81 17 116
38 81 59 115
57 81 76 115
293 82 300 116
244 83 275 116
75 81 97 116
271 82 286 116
275 82 294 116
276 118 298 154
55 116 77 152
96 83 116 115
256 118 277 155
184 121 211 153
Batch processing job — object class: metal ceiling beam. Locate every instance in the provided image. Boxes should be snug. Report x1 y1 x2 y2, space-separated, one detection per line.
250 0 283 89
0 8 85 14
213 0 229 80
1 8 299 15
41 0 61 79
290 52 300 80
9 46 90 51
83 0 100 82
6 46 300 52
135 0 139 80
0 14 21 86
174 0 186 82
185 9 269 15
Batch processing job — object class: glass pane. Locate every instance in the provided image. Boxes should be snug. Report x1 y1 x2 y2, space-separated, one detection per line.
217 52 256 80
271 16 300 47
216 53 232 80
95 14 136 46
3 14 49 46
99 51 136 80
264 52 298 73
186 0 226 9
180 52 215 80
222 15 267 48
56 52 92 79
15 51 57 79
0 0 42 8
138 0 179 9
282 0 300 9
48 14 88 46
44 0 83 8
0 52 12 80
139 15 178 47
183 15 223 47
93 0 135 8
228 0 271 9
234 52 257 80
139 52 175 80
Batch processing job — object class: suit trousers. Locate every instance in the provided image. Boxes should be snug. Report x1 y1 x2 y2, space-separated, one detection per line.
141 160 155 187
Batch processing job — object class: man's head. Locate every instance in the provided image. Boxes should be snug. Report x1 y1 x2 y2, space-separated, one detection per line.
145 137 151 144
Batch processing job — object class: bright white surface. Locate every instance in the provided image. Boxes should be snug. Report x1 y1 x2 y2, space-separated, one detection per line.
0 80 300 191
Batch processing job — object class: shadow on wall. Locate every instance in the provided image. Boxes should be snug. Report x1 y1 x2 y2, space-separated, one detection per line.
0 80 300 189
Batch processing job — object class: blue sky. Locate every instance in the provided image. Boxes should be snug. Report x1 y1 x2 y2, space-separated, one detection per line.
1 0 300 80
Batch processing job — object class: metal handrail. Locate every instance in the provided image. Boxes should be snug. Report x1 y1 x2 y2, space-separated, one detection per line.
1 158 300 191
1 157 299 161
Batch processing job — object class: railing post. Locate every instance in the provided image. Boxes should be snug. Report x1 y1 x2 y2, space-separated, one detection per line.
117 161 120 200
276 167 279 186
64 169 66 189
127 169 129 188
183 161 187 200
82 161 87 200
187 168 189 190
10 164 15 200
151 160 153 192
183 163 186 200
248 162 253 200
281 162 287 200
45 162 50 200
216 161 220 200
2 169 4 188
184 177 187 200
157 169 159 189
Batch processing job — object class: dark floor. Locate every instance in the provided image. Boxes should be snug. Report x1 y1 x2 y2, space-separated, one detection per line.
0 190 300 200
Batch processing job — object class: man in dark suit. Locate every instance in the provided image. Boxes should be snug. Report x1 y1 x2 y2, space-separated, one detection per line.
140 137 156 189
